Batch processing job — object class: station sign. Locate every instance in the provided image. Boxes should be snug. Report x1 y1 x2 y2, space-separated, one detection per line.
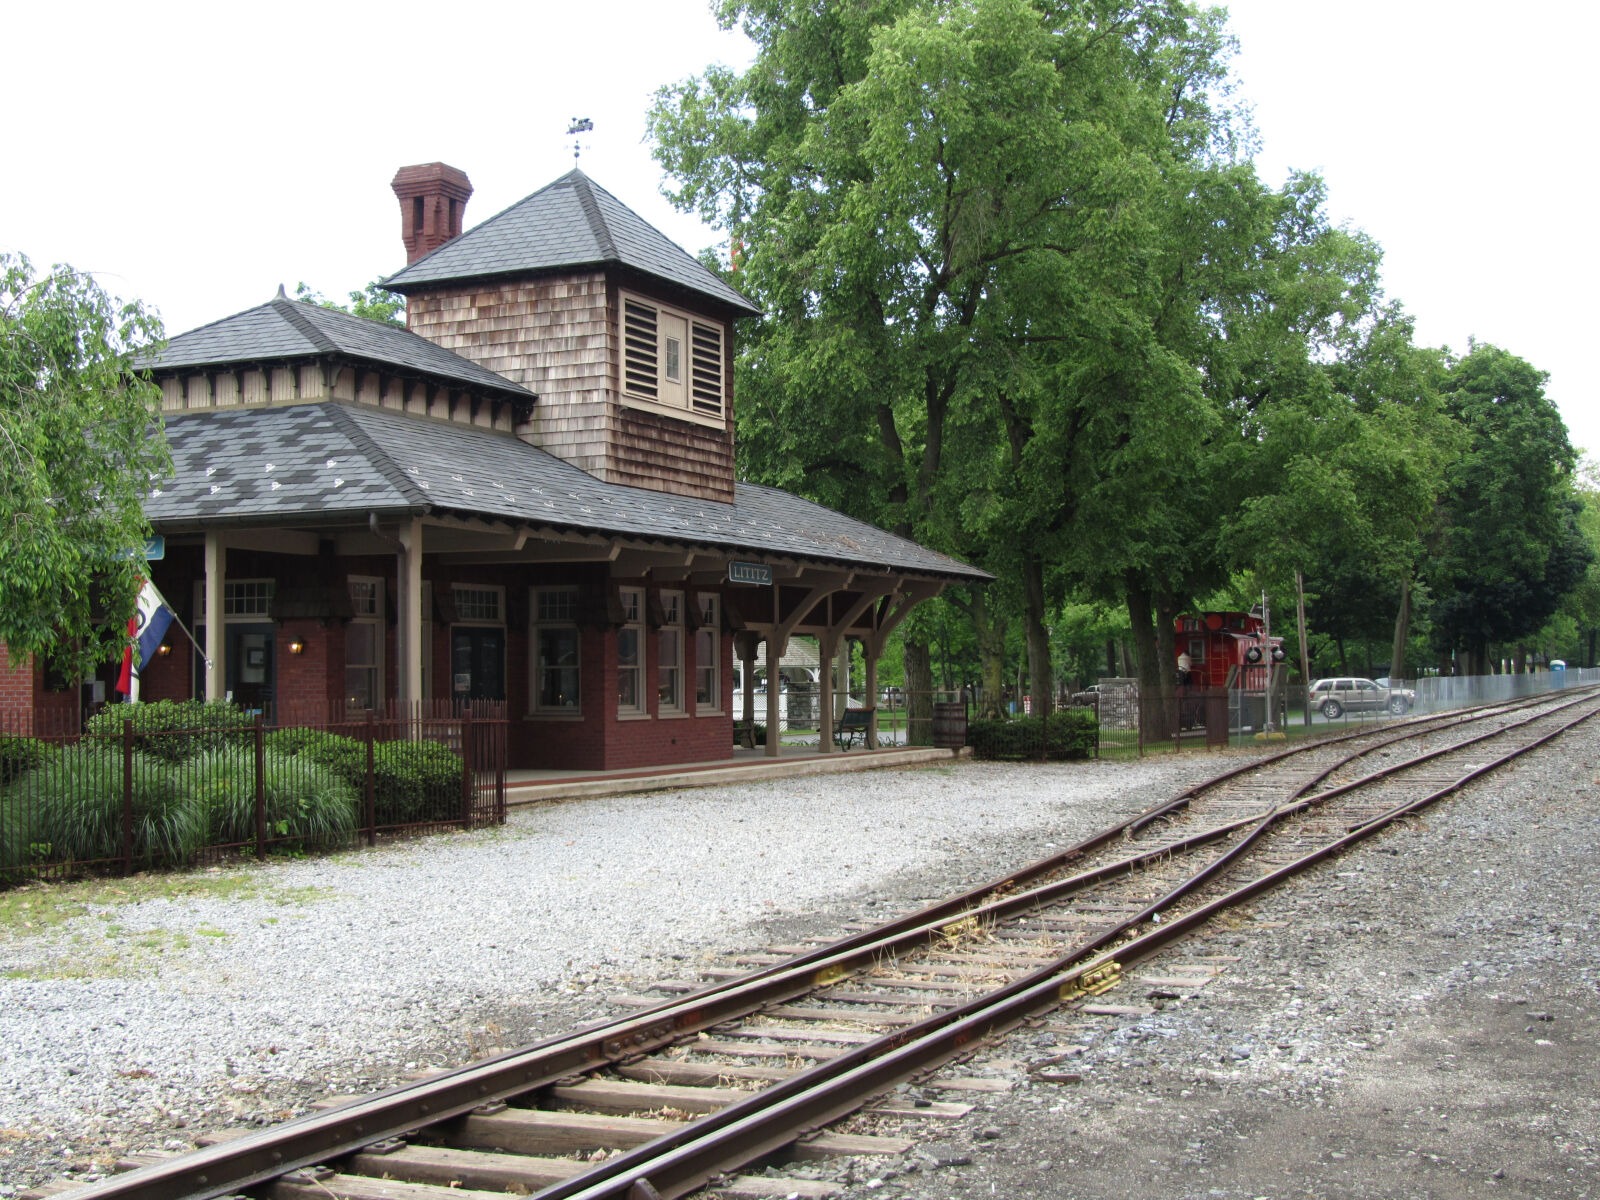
727 561 772 586
122 536 165 561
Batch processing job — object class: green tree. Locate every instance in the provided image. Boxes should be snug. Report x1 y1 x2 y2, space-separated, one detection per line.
294 279 406 326
1425 344 1592 673
652 0 1234 729
0 254 171 679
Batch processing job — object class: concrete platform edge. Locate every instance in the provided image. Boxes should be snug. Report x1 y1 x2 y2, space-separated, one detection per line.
506 746 971 806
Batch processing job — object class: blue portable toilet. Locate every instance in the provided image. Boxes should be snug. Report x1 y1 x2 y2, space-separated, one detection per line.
1551 659 1567 687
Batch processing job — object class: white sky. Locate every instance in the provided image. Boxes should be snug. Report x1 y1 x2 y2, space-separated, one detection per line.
5 0 1592 457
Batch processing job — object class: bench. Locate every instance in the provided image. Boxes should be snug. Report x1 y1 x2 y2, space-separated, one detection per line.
834 708 874 750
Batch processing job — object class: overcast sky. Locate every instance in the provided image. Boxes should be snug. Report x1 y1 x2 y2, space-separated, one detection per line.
6 0 1591 458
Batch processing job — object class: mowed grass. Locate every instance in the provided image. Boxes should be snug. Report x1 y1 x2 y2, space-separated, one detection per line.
0 872 330 979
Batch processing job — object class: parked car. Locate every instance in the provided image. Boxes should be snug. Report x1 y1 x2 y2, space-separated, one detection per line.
1308 677 1416 718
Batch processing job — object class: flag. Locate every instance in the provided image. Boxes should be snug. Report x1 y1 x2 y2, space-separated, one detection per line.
116 579 177 697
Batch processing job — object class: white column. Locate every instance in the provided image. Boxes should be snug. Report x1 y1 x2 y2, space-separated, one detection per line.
837 636 851 719
818 632 837 756
398 517 424 708
204 531 224 701
865 647 880 749
765 636 783 759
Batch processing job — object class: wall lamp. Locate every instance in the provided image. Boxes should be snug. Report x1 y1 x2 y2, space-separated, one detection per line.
157 643 171 657
288 640 305 655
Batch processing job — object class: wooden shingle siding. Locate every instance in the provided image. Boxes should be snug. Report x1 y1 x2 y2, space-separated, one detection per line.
402 270 738 502
613 406 735 503
407 273 613 468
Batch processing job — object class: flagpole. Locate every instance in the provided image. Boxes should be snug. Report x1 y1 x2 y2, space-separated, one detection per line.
165 608 212 673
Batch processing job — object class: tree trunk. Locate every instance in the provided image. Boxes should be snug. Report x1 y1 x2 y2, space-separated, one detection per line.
972 588 1007 720
905 639 934 745
1388 574 1412 682
1154 590 1179 738
1124 574 1169 741
1021 553 1054 717
1104 638 1116 678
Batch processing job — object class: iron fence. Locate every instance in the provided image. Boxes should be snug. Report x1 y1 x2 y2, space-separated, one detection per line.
1080 666 1600 756
0 700 505 886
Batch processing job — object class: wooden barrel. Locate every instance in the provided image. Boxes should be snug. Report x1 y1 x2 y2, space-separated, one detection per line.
931 701 968 749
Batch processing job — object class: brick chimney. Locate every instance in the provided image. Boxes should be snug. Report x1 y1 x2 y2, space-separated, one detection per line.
391 163 473 263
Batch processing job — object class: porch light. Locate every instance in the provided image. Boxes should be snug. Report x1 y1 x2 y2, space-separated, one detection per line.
289 639 304 655
157 643 171 657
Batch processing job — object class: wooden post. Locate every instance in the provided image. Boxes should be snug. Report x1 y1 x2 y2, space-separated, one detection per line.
818 631 837 756
766 582 783 758
398 518 425 711
204 531 224 701
765 635 784 759
864 646 879 749
1295 571 1312 729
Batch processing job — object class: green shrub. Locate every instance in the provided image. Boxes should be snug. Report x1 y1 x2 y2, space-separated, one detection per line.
85 700 255 764
1 734 57 785
0 796 29 874
968 710 1097 761
266 729 464 826
188 748 358 847
371 739 465 825
13 746 206 867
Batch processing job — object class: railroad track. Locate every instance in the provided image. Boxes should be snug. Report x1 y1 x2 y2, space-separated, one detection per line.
44 688 1600 1200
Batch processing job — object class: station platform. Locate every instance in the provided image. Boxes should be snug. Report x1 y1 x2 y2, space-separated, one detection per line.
505 742 967 806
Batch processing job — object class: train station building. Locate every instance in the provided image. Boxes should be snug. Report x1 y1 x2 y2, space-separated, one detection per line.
3 165 984 770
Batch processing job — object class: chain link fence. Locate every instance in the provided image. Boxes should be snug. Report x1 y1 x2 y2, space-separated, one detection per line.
1076 666 1600 756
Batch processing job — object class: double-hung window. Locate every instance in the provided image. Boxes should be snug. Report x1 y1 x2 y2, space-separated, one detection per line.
657 590 684 713
533 588 581 712
694 594 719 711
617 588 645 714
619 290 725 426
346 577 384 710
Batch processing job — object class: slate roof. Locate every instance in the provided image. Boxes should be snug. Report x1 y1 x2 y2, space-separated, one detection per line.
147 403 986 580
136 295 536 401
382 170 761 317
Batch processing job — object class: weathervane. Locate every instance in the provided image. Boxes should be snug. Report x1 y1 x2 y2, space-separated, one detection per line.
567 118 593 164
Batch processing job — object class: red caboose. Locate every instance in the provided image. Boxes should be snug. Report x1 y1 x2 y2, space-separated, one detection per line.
1175 611 1283 694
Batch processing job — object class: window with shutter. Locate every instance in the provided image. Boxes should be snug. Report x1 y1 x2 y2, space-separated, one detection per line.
619 290 725 426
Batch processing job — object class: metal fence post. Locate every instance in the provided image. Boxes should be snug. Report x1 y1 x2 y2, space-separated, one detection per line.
121 718 134 875
460 706 475 828
254 713 267 859
364 709 377 846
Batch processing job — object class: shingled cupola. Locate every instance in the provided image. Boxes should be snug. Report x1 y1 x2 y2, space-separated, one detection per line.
391 163 473 264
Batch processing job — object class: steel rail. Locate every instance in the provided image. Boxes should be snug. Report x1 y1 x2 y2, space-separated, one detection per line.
532 693 1600 1199
61 689 1593 1200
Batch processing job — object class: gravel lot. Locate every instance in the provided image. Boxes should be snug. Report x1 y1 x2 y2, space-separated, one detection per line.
2 722 1595 1200
0 754 1213 1194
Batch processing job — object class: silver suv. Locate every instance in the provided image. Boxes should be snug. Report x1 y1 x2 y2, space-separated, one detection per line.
1308 677 1416 718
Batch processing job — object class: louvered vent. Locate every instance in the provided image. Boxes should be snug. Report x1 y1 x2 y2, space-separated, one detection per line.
623 300 659 399
690 322 723 417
